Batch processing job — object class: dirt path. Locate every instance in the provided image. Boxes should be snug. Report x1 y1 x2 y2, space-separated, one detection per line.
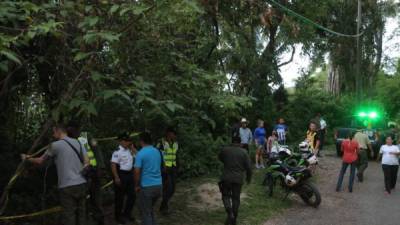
264 153 400 225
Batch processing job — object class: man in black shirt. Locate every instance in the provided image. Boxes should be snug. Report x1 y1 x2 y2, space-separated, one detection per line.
218 136 252 225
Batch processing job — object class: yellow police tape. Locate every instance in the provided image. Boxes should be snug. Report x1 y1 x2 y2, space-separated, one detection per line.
0 180 114 221
0 132 140 216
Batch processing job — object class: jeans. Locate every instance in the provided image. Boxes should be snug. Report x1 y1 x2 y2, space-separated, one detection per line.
160 167 177 211
114 171 136 220
382 164 399 193
219 181 242 225
59 183 87 225
357 150 368 176
138 185 162 225
336 162 356 191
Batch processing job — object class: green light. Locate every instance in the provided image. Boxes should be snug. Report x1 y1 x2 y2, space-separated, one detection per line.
369 112 378 119
358 112 367 117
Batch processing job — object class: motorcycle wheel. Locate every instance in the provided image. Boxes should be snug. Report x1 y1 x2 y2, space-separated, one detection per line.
297 182 321 208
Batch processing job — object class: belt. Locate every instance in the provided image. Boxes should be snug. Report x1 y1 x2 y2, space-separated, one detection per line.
118 170 133 174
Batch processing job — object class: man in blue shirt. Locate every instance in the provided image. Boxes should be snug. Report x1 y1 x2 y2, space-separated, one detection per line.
274 118 288 145
134 132 163 225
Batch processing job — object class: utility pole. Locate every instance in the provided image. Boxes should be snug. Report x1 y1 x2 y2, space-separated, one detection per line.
356 0 362 100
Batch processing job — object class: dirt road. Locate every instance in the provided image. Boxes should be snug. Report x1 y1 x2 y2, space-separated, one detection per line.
264 153 400 225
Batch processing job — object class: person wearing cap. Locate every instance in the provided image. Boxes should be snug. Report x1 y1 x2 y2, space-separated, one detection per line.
111 132 137 224
239 118 252 154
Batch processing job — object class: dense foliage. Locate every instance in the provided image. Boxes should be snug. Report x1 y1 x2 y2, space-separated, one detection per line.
0 0 398 221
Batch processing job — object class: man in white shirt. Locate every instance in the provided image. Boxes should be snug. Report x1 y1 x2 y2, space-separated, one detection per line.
239 118 252 154
379 136 400 195
316 113 327 155
111 132 136 224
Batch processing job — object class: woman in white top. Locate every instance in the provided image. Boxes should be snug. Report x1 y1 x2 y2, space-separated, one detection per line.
379 136 400 195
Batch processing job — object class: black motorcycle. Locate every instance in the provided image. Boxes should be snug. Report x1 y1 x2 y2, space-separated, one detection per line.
263 155 321 208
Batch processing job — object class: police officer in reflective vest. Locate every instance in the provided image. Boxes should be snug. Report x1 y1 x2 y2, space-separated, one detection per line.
78 132 105 225
158 128 179 215
111 132 136 224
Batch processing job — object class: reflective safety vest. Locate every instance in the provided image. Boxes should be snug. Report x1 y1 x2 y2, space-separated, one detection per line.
306 131 317 150
78 137 97 167
160 139 178 167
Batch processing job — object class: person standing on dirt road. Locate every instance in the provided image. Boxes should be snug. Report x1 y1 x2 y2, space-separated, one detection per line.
158 128 179 215
336 131 359 193
218 136 252 225
306 121 321 156
111 132 136 224
379 136 400 195
134 132 163 225
354 128 372 182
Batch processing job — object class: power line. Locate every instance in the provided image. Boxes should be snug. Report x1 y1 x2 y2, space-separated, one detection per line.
267 0 364 38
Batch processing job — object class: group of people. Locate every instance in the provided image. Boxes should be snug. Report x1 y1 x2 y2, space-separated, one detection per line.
235 114 327 167
336 127 400 195
21 123 180 225
235 117 289 169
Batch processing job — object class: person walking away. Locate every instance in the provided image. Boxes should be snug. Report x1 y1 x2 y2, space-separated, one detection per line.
274 118 288 145
306 121 321 156
316 113 327 154
239 118 252 154
158 128 179 215
111 132 136 224
254 120 267 169
78 132 106 225
379 136 400 195
354 128 372 182
218 136 252 225
336 132 359 192
267 131 279 153
21 123 89 225
134 132 163 225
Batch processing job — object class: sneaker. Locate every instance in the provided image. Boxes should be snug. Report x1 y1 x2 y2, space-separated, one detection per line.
260 164 265 169
255 164 260 169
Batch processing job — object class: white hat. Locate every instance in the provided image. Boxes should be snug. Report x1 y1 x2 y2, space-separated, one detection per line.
241 118 248 123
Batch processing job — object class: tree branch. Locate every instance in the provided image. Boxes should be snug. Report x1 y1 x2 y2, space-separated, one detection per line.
278 45 295 67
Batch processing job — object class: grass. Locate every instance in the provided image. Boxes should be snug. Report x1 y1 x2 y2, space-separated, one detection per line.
156 169 291 225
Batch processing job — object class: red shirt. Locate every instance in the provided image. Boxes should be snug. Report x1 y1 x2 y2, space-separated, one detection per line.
341 139 359 163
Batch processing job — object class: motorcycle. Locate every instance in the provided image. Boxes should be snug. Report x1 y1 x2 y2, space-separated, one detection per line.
262 152 321 208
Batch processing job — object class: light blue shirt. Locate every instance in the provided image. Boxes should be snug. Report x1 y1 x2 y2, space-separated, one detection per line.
134 145 162 187
239 127 253 144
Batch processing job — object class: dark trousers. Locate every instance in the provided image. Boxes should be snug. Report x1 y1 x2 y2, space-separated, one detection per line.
241 144 249 154
59 183 87 225
161 166 177 211
219 181 242 225
87 171 104 224
114 171 136 220
336 162 356 191
357 150 369 176
138 185 162 225
382 164 399 193
319 129 326 151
